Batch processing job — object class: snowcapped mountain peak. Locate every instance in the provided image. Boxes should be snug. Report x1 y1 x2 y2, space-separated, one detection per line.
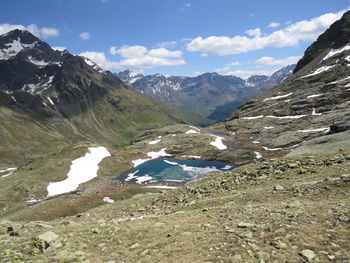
81 56 105 74
0 36 37 60
116 70 144 84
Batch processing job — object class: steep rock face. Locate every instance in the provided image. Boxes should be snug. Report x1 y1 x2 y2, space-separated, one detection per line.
116 66 295 121
0 30 203 164
294 10 350 73
223 11 350 157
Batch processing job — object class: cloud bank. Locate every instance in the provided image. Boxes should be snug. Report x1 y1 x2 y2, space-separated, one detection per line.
80 45 185 70
186 9 346 56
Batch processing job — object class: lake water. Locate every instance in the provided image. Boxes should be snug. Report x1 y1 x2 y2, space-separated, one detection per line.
117 158 235 184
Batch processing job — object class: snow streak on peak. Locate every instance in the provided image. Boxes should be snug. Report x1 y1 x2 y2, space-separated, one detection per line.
0 38 37 60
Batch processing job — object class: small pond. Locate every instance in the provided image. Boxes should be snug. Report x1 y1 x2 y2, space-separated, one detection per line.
117 158 235 184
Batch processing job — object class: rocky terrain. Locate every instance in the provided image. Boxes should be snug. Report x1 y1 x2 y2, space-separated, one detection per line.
1 152 349 262
117 65 295 122
219 10 350 159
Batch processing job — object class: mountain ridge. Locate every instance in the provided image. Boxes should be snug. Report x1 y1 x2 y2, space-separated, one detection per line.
0 29 206 164
116 65 295 121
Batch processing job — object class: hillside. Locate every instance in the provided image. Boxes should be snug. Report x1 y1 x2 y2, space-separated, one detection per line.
0 30 207 165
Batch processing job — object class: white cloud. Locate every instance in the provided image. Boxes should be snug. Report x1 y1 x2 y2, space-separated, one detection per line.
81 45 185 70
268 22 280 28
226 70 276 79
41 27 59 38
214 61 241 73
186 9 346 56
255 55 302 66
0 23 59 39
246 28 262 37
52 46 66 51
148 48 182 58
157 41 177 48
229 61 241 66
214 66 231 73
80 32 91 40
111 45 148 57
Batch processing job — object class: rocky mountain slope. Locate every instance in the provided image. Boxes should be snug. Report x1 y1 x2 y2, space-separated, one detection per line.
0 30 206 164
116 65 295 122
217 10 350 160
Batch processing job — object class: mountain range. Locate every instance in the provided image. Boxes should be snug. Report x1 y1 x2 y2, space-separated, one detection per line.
0 10 350 262
0 29 205 164
116 65 295 121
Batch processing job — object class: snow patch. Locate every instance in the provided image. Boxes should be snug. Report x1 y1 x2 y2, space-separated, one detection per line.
102 196 115 203
136 175 153 184
262 146 283 151
125 170 139 182
0 168 16 178
27 56 49 67
187 125 200 131
307 94 322 99
222 165 234 170
0 38 36 60
264 126 274 130
301 65 336 78
254 151 262 159
312 108 322 116
164 160 179 166
47 146 111 196
22 75 54 94
297 127 330 133
263 92 293 102
149 139 161 145
242 115 264 120
210 136 227 150
47 97 54 106
266 115 306 119
328 76 350 84
322 44 350 61
132 148 171 168
185 129 199 134
26 198 42 205
144 185 177 189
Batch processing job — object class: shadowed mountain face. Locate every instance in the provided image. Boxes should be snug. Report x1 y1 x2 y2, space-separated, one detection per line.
222 10 350 158
116 65 295 122
0 30 206 164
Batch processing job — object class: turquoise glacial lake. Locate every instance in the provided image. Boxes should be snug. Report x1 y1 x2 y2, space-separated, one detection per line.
118 158 235 184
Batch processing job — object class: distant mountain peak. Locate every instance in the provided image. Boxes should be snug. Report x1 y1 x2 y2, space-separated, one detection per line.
81 56 105 74
117 70 144 84
115 65 295 121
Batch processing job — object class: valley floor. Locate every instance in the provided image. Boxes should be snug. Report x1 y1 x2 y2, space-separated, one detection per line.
1 152 349 262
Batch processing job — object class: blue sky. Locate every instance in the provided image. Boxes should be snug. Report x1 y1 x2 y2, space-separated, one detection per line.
1 0 349 78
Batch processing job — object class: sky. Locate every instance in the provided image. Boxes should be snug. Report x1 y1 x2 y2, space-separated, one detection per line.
0 0 349 78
